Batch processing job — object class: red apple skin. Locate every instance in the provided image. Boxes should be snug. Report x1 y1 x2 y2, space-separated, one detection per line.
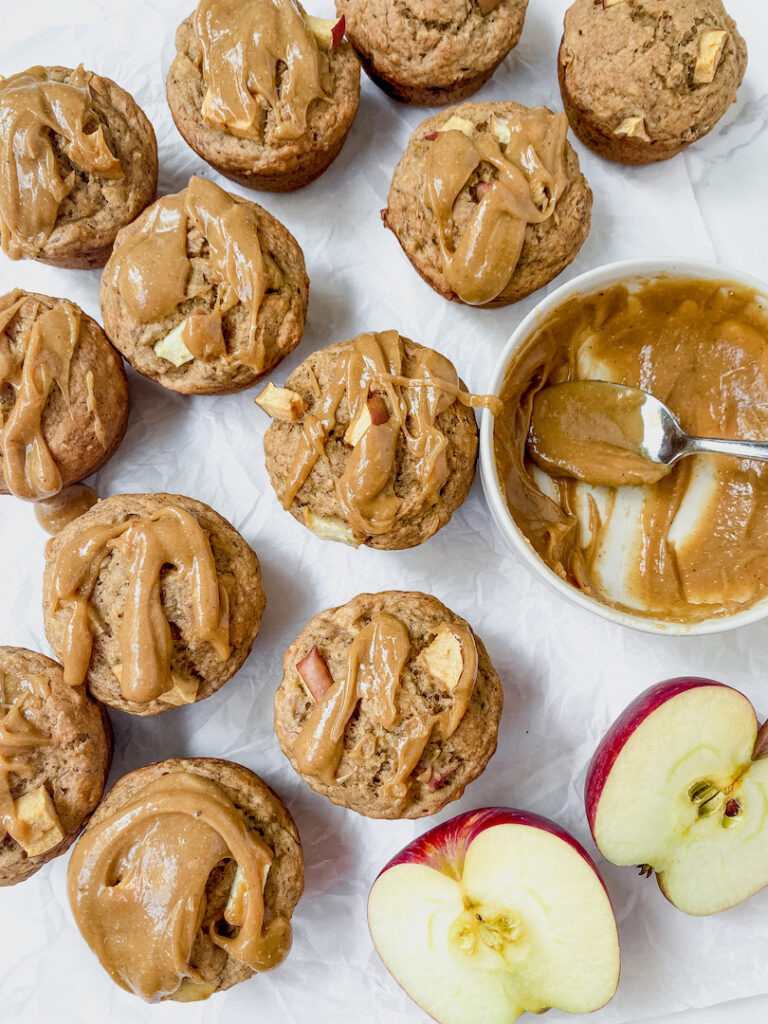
331 15 345 49
584 678 732 834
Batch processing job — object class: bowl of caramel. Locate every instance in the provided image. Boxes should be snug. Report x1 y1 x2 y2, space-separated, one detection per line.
480 259 768 634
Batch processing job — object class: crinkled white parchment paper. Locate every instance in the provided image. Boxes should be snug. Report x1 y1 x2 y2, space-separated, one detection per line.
2 1 768 1022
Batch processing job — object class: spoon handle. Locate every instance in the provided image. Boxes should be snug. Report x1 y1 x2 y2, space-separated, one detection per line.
687 436 768 463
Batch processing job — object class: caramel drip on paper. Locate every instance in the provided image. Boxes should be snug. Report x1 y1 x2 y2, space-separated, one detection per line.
0 670 54 848
425 111 569 305
0 291 83 500
67 771 291 1002
47 506 230 703
294 614 478 800
110 176 266 370
0 66 123 259
35 483 99 536
194 0 327 142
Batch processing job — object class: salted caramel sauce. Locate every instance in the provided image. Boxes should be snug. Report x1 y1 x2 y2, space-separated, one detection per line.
294 615 478 800
0 291 82 500
194 0 327 142
111 176 267 370
67 771 290 1002
0 66 123 260
47 506 230 701
494 277 768 622
35 483 99 535
425 111 569 305
0 667 54 849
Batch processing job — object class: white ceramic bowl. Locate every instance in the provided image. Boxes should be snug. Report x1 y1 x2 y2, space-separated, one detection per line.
479 257 768 636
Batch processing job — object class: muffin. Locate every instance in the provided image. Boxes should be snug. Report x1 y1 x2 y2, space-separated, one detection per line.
0 65 158 268
100 176 309 395
337 0 529 105
42 492 265 716
258 330 495 550
166 0 361 192
0 290 129 500
67 757 303 1002
275 591 503 819
0 646 112 886
558 0 748 165
383 102 593 307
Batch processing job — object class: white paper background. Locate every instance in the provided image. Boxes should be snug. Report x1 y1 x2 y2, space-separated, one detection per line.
2 1 768 1022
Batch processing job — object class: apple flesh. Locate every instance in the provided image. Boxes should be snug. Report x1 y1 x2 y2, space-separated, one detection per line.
306 14 345 50
586 677 768 916
368 808 620 1024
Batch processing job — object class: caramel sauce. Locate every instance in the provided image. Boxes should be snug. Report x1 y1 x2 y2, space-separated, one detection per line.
35 483 99 535
193 0 327 142
425 111 569 305
110 176 267 370
0 66 123 260
0 291 84 500
494 278 768 622
47 505 230 702
67 771 291 1002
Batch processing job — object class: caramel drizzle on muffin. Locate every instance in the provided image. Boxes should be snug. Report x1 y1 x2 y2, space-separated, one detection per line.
0 66 124 260
110 176 271 371
424 110 569 304
193 0 330 142
67 770 291 1001
294 615 478 800
47 506 230 704
0 291 86 500
256 331 501 542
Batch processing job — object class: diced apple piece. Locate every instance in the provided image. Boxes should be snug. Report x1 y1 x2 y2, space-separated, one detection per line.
254 383 306 422
367 395 389 425
174 980 218 1002
423 131 440 141
306 14 345 49
296 645 334 703
344 396 389 446
694 30 728 84
476 182 492 199
154 320 194 367
603 0 627 7
368 808 620 1024
614 116 650 141
163 675 200 706
421 628 464 691
303 509 361 547
437 115 475 138
14 786 65 856
490 114 510 147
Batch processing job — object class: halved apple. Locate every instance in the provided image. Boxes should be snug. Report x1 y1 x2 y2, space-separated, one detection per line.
368 808 620 1024
586 677 768 915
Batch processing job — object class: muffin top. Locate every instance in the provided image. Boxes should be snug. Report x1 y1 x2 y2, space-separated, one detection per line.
259 331 493 550
274 591 503 818
101 176 308 394
43 492 265 715
384 102 592 307
0 646 111 886
67 757 303 1001
337 0 528 88
0 65 157 263
560 0 747 144
0 289 128 499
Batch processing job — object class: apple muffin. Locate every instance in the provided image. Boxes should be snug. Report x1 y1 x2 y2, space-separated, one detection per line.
0 646 112 887
0 65 157 268
167 0 361 192
337 0 528 105
42 492 265 716
100 176 309 395
383 102 592 307
68 757 303 1001
0 289 129 500
274 591 503 819
558 0 748 165
258 330 498 550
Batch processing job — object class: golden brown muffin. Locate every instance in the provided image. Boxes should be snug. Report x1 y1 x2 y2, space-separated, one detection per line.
42 493 265 716
0 66 158 268
558 0 748 165
275 591 503 818
68 757 303 1001
0 646 112 886
259 331 488 550
166 0 361 192
100 177 309 395
337 0 528 105
0 290 129 500
383 102 593 308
